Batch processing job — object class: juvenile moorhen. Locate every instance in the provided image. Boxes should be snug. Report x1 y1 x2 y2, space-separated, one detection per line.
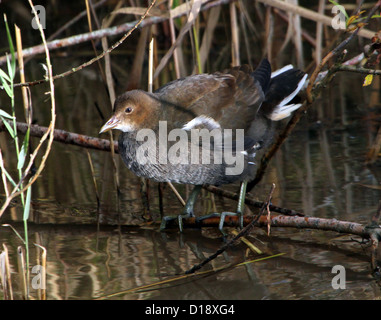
99 59 307 233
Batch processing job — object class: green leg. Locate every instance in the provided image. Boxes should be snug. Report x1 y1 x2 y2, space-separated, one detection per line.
236 180 247 229
160 185 202 232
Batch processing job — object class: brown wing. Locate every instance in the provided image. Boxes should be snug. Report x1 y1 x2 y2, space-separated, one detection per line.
219 65 265 131
154 67 265 131
155 73 236 121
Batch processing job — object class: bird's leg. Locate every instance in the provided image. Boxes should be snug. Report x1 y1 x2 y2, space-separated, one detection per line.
236 180 247 228
160 185 202 232
196 181 247 235
178 184 202 232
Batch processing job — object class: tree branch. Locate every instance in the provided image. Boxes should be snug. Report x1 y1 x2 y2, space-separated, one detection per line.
0 120 117 153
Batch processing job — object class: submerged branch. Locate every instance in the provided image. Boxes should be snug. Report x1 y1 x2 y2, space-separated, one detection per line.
183 213 381 277
184 187 381 275
185 184 276 274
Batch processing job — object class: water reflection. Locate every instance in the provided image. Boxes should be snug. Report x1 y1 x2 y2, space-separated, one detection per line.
0 220 379 300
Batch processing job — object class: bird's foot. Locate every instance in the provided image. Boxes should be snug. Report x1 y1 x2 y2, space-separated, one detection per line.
160 211 194 232
196 211 244 237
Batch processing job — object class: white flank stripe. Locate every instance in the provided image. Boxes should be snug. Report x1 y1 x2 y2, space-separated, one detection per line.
183 115 221 131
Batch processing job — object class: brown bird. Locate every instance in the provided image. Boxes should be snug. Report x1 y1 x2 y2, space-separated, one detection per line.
100 59 307 234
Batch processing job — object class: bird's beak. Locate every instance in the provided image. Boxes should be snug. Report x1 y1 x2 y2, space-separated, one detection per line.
99 116 120 134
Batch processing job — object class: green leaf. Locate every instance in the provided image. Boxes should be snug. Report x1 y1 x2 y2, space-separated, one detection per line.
0 109 15 119
0 149 17 188
329 0 339 5
17 127 30 170
5 53 14 83
329 0 349 19
0 76 13 97
172 0 180 8
23 187 32 221
0 115 16 138
0 166 17 187
0 68 11 82
4 14 15 79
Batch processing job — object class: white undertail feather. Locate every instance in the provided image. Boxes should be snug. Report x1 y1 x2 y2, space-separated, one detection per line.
269 103 302 121
269 73 308 121
271 64 293 78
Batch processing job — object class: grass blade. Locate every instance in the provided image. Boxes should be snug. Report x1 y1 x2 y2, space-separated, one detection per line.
23 187 32 221
1 224 25 244
0 76 13 97
4 14 16 79
0 164 18 188
0 109 14 120
0 115 16 139
0 68 11 82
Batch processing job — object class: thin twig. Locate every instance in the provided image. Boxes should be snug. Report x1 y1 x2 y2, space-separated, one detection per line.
153 0 202 80
306 0 380 103
47 0 108 41
11 0 158 88
336 64 381 76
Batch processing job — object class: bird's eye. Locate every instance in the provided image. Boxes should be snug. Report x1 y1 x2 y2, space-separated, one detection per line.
125 107 132 113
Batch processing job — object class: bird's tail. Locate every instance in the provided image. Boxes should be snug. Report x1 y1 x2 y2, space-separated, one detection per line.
256 60 308 120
